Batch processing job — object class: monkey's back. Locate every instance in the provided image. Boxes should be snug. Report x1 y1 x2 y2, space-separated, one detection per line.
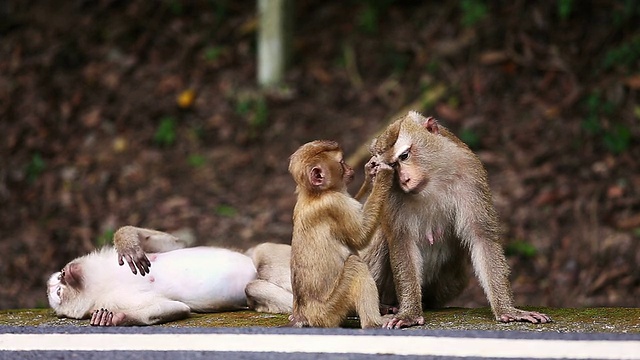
291 193 355 303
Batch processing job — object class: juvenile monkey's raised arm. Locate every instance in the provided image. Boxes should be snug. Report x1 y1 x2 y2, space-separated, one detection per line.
114 225 189 276
350 161 393 250
354 156 381 202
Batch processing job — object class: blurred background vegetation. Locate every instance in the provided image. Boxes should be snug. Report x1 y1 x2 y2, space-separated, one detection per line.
0 0 638 310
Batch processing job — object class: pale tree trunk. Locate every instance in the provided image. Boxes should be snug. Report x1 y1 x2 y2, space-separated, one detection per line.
257 0 292 87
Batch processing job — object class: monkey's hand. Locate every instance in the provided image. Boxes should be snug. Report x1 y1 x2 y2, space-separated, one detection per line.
117 244 151 276
90 308 127 326
374 162 393 175
382 314 425 329
498 308 552 324
364 156 382 180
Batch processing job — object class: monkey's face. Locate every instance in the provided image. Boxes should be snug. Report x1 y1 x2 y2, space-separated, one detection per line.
371 113 438 194
46 261 84 314
372 128 427 194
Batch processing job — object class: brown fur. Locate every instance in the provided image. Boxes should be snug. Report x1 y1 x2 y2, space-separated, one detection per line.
288 140 393 328
360 111 551 328
244 242 293 314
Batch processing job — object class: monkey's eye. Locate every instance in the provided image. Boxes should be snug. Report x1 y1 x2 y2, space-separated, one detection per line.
398 150 410 161
56 287 61 297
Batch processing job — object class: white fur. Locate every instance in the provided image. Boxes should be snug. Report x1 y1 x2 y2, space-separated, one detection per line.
47 247 257 322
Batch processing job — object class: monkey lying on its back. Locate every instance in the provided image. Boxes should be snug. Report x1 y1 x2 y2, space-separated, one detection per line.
47 226 292 326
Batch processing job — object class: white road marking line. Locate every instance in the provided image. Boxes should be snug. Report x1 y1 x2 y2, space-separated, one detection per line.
0 333 639 359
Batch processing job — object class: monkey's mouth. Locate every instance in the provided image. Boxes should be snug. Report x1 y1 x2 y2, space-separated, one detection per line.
401 178 428 194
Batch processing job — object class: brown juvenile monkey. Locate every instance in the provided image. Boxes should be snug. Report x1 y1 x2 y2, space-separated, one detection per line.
359 111 551 328
244 242 293 314
288 140 394 328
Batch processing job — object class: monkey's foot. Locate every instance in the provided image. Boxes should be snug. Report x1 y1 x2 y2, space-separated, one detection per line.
379 304 398 315
382 314 425 329
498 309 551 324
90 308 126 326
284 314 310 328
284 320 310 328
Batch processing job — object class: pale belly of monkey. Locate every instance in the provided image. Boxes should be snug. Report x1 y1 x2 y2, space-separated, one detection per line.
397 195 470 307
146 247 257 311
419 236 470 307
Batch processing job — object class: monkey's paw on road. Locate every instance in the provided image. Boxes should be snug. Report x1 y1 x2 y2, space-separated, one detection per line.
382 314 425 329
498 309 552 324
90 308 126 327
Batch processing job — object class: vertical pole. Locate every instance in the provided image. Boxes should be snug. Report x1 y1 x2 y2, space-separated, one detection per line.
257 0 292 87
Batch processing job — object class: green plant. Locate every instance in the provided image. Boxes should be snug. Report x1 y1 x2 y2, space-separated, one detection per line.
582 91 631 154
166 0 183 15
459 128 480 149
505 240 537 259
612 0 640 28
460 0 488 27
96 228 115 248
582 92 603 134
26 152 45 183
602 35 640 70
188 154 206 168
203 46 223 62
557 0 573 20
357 3 379 34
426 59 440 74
235 94 269 137
386 50 410 75
154 116 177 146
603 124 632 154
252 97 268 128
215 204 237 217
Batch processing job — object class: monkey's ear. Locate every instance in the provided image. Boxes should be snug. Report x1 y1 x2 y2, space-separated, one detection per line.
309 166 325 187
423 117 439 135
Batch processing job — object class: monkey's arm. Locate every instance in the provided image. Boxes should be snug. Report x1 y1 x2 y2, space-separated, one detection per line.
354 156 380 201
352 164 393 249
469 230 551 324
114 226 187 276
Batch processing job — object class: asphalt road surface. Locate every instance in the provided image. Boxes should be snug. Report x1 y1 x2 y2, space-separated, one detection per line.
1 326 639 360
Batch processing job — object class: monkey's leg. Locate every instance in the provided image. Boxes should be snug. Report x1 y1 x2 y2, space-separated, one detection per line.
470 236 551 324
309 255 382 329
245 279 293 314
384 227 425 329
361 231 397 308
347 256 385 329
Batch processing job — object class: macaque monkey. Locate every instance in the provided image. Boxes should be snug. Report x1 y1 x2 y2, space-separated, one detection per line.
358 111 551 328
47 246 256 326
287 140 393 328
47 226 294 326
244 242 293 314
115 226 294 314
